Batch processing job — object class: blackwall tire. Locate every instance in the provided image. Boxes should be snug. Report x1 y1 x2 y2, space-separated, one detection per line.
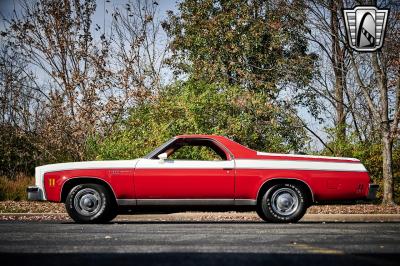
65 183 116 223
256 205 271 222
257 183 308 223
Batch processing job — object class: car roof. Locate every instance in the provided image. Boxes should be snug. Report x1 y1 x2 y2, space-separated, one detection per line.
175 134 220 139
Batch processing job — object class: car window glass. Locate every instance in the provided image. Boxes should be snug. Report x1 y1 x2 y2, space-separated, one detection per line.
169 145 223 161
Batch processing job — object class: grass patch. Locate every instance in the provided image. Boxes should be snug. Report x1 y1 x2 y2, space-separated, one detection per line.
0 175 34 201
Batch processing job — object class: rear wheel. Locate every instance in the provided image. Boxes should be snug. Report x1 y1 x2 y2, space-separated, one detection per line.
257 183 308 223
65 183 116 223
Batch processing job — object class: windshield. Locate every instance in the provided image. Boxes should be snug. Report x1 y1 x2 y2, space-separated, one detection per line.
144 138 176 159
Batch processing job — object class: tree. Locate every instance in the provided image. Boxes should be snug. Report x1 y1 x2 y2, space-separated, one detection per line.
330 0 346 143
305 0 352 155
163 0 316 94
0 41 43 176
1 0 167 171
3 0 111 161
348 1 400 204
89 80 309 160
306 0 400 204
109 0 168 111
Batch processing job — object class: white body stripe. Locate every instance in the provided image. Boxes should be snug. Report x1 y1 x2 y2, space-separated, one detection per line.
256 151 360 162
35 160 140 200
36 160 140 173
136 159 234 169
135 158 365 172
235 159 366 172
36 157 365 178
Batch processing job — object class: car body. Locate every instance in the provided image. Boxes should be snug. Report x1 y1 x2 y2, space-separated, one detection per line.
27 134 378 223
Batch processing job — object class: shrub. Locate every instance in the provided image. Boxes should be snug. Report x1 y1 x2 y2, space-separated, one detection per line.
87 80 308 160
0 175 34 201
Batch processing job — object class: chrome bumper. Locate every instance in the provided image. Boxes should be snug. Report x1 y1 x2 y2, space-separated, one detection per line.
27 186 44 201
367 184 379 200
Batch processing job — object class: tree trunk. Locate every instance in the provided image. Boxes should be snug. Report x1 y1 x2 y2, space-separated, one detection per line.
330 0 346 147
381 128 394 205
371 52 396 205
334 64 346 142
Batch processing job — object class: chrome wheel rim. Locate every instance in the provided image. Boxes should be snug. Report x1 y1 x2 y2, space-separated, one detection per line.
270 188 299 216
74 188 102 216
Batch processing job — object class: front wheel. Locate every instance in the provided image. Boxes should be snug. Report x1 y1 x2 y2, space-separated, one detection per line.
257 183 308 223
65 183 116 223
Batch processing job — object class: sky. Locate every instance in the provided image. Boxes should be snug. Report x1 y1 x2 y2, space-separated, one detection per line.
0 0 178 31
0 0 15 30
0 0 178 84
92 0 177 35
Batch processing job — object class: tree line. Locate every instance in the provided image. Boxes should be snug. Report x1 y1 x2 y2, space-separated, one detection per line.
0 0 399 204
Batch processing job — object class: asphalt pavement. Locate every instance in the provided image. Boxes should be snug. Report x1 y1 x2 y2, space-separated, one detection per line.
1 221 400 266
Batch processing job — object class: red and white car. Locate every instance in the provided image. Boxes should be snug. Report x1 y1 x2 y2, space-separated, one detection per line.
27 134 378 223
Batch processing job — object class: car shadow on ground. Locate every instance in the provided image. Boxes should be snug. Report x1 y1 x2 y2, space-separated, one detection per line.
2 252 399 266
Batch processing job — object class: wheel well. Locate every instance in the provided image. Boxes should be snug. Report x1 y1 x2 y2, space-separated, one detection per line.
60 177 117 203
257 179 314 206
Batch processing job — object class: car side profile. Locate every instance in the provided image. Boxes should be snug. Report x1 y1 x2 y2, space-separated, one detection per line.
27 134 378 223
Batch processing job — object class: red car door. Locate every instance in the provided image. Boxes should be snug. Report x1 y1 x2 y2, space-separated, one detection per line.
134 159 235 202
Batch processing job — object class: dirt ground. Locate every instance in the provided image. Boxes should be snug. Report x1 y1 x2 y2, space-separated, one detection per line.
1 200 400 214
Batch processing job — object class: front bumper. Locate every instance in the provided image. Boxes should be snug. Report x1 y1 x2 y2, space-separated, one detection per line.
367 184 379 200
27 186 44 201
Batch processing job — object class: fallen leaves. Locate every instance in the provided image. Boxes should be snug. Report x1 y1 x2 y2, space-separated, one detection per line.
0 214 69 221
307 204 400 214
0 201 399 222
1 201 400 215
0 200 65 213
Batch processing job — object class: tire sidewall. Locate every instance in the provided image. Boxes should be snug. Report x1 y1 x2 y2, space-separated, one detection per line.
261 183 306 223
65 183 110 223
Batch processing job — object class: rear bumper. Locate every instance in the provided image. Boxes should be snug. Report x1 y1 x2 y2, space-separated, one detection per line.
27 186 44 201
367 184 379 200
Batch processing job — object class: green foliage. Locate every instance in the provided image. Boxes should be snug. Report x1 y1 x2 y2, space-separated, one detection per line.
163 0 316 93
170 146 222 161
88 80 308 160
0 175 33 201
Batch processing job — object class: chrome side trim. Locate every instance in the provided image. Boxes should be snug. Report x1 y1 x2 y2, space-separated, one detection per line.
117 199 137 206
137 199 235 205
235 199 257 206
116 199 257 206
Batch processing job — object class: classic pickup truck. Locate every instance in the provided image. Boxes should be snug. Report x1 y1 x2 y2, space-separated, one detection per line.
27 134 378 223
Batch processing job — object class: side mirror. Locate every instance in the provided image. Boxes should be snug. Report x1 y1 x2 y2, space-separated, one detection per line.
158 152 168 161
